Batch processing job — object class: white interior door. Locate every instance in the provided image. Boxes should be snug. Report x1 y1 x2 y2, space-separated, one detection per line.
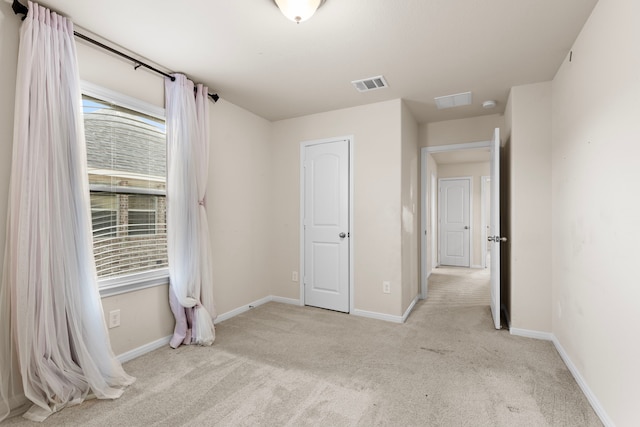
303 139 349 313
439 178 471 267
489 128 502 329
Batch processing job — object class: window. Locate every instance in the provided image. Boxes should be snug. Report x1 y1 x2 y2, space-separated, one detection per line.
81 83 168 291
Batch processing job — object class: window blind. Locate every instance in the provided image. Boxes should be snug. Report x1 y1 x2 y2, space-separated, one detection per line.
83 95 168 279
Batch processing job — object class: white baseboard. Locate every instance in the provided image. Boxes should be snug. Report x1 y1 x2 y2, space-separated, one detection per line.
351 309 404 324
509 328 553 341
117 335 171 363
401 296 419 323
551 337 614 427
215 295 301 324
117 295 299 363
271 296 301 306
214 295 273 323
509 328 613 427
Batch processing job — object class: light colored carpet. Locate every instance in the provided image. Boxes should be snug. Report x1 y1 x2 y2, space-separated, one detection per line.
4 269 601 426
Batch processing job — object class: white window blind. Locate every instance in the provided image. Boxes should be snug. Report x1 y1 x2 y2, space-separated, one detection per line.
83 94 168 280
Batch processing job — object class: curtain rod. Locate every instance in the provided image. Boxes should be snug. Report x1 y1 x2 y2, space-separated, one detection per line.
11 0 219 103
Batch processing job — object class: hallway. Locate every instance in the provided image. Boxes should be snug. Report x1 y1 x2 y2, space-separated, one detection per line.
426 265 490 307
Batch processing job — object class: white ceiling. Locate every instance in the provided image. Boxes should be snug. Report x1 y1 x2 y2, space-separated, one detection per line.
39 0 598 124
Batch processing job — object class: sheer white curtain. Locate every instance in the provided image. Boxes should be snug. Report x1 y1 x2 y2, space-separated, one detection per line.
165 74 217 348
0 2 134 422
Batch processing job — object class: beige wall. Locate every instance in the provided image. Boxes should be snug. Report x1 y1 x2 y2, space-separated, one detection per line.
400 102 419 313
419 114 505 147
505 82 552 333
209 100 273 314
271 99 406 316
551 0 640 424
437 162 490 268
424 154 438 276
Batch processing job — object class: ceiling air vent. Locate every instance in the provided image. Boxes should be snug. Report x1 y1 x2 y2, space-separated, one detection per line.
434 91 472 109
351 75 389 92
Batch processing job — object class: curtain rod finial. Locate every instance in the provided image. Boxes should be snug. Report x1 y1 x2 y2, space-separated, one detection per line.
12 0 28 19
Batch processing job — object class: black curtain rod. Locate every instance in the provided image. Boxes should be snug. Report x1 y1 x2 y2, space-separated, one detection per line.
11 0 219 103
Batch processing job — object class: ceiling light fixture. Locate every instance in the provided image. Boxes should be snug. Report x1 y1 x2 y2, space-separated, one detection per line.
482 100 497 109
273 0 326 24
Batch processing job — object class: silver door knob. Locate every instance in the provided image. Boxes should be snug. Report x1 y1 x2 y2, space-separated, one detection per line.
499 236 507 242
339 232 346 238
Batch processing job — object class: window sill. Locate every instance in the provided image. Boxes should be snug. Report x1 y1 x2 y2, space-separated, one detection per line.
99 268 169 298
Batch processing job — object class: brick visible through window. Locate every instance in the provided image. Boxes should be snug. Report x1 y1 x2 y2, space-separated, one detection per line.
83 94 168 280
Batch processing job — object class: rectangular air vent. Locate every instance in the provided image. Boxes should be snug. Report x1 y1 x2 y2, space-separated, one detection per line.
434 91 472 109
351 75 389 92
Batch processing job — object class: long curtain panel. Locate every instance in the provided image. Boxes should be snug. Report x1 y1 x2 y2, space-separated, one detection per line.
0 2 134 422
165 74 217 348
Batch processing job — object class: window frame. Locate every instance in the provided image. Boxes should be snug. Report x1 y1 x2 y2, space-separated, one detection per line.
81 81 169 298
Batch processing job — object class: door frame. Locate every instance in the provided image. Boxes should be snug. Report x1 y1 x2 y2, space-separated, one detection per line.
420 140 491 299
299 135 355 313
438 176 472 268
481 175 490 268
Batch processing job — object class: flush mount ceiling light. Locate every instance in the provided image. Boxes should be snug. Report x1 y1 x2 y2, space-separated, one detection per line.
273 0 326 24
482 100 497 109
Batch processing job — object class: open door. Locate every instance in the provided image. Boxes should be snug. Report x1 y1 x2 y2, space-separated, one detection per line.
489 128 502 329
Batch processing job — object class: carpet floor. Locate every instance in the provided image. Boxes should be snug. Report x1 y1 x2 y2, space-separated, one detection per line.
5 267 601 426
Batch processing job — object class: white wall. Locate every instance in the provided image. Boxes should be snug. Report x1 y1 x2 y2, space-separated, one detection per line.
271 99 406 317
551 0 640 424
506 82 552 333
437 161 490 268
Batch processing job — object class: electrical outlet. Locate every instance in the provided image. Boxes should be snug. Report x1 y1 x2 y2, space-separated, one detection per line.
383 281 391 294
292 271 299 282
108 309 121 329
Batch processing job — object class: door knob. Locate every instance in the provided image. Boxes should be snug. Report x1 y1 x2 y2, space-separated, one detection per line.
339 232 346 238
499 236 507 242
464 226 469 229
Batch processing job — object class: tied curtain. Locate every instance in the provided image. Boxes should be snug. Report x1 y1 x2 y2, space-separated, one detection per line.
165 74 217 348
0 2 134 423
